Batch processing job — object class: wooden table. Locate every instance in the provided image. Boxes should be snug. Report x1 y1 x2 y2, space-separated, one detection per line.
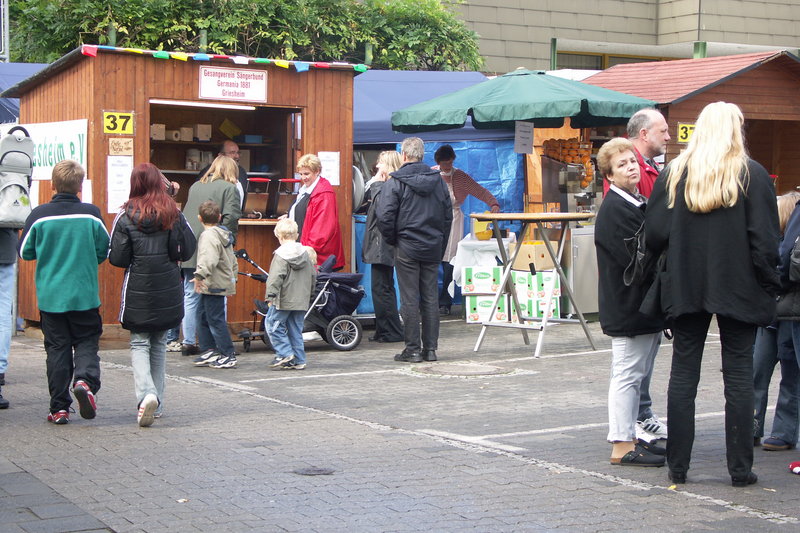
469 212 597 357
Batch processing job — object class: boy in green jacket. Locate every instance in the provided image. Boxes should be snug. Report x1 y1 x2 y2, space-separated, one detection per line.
19 160 109 424
265 218 317 370
192 201 239 369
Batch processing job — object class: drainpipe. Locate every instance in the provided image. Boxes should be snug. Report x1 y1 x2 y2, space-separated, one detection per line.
364 43 373 66
107 23 117 47
693 41 707 58
199 29 207 53
550 38 557 70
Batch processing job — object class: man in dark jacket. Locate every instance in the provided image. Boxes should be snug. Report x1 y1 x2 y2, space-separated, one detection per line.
376 137 453 362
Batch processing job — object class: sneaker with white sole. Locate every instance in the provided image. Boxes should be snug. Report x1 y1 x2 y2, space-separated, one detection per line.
72 380 96 419
210 355 237 369
638 416 668 439
193 350 219 366
47 410 70 424
166 341 183 352
281 361 306 370
270 354 294 368
137 394 158 427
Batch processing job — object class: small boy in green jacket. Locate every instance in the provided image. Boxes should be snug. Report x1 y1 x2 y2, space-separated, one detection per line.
192 201 239 369
266 218 317 370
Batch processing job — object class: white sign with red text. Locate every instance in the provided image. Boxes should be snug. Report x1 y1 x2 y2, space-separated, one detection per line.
198 66 267 103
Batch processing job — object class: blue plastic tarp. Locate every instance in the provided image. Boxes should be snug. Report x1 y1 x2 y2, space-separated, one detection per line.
354 70 514 144
0 63 48 123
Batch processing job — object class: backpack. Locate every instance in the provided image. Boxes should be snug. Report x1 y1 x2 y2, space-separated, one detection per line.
0 126 34 229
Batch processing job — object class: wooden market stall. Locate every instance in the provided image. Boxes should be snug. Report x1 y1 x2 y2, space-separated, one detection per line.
585 50 800 193
4 45 362 336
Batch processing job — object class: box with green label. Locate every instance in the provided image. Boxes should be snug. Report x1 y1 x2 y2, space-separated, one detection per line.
510 296 561 321
534 270 561 299
461 266 503 295
464 295 508 324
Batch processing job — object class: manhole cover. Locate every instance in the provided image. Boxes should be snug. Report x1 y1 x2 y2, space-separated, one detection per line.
413 362 513 376
293 467 335 476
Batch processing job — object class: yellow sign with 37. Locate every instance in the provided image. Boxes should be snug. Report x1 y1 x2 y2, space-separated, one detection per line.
103 111 134 135
677 123 695 143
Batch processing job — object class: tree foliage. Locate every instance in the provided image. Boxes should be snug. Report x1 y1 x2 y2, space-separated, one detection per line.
9 0 483 70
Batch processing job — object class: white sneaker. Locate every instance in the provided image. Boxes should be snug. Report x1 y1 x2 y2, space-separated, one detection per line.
166 341 183 352
138 394 158 427
638 416 668 439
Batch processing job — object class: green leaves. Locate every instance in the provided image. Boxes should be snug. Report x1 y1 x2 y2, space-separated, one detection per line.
9 0 482 70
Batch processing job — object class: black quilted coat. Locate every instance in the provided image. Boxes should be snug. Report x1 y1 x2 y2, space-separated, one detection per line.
109 206 196 332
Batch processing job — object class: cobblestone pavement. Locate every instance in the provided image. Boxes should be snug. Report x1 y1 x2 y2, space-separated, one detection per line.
2 316 799 532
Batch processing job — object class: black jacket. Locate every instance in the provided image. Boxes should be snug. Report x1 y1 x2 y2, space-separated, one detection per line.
645 159 780 326
375 161 452 263
362 182 395 266
109 206 197 332
595 188 664 336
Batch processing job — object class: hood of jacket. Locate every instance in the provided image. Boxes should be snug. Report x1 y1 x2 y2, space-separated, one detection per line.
390 161 441 196
275 241 311 270
124 205 163 234
208 224 234 248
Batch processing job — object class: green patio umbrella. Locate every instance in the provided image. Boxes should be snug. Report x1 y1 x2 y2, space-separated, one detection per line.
391 69 656 132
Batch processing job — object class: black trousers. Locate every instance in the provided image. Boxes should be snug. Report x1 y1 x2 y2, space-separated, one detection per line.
439 261 454 308
40 308 103 413
395 247 440 353
667 312 755 479
370 263 403 342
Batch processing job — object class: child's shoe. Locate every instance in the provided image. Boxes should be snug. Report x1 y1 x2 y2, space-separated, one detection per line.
270 354 294 368
137 394 158 427
210 355 237 369
47 410 69 424
72 380 96 419
193 350 219 366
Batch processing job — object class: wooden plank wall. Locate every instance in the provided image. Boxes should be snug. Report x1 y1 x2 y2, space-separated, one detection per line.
17 53 355 330
664 62 800 193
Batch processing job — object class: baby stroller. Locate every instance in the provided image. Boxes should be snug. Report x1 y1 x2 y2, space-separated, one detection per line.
236 249 366 352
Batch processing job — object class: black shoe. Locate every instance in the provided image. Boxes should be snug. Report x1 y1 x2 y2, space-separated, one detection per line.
0 387 8 409
668 470 686 484
394 350 422 363
636 439 666 455
0 372 5 385
439 305 451 316
731 471 757 487
181 344 199 356
422 349 437 361
610 449 664 467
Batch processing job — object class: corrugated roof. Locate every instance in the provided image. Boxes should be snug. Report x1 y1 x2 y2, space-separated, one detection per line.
584 50 800 104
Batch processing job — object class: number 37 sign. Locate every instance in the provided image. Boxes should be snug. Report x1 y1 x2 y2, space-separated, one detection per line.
677 123 695 143
103 111 134 135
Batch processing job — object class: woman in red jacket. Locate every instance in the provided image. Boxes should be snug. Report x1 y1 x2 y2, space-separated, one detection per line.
287 154 345 270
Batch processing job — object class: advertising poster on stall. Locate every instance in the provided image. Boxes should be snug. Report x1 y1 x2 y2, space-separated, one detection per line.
107 155 133 213
318 151 340 186
0 119 88 180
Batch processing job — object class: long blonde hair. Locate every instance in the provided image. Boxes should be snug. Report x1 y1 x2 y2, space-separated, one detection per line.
201 155 239 185
777 191 800 234
378 151 402 175
666 101 749 213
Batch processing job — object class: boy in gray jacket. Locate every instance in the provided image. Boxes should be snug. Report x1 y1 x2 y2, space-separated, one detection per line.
192 201 239 369
266 218 317 370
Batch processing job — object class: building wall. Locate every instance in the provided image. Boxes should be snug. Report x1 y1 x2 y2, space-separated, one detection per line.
456 0 800 73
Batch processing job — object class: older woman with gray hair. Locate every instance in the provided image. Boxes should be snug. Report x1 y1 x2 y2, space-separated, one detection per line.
594 137 665 467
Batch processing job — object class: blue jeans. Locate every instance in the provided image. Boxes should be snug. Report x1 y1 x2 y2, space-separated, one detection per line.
607 332 661 442
753 324 800 444
197 294 235 357
181 268 199 345
130 330 166 415
0 262 14 374
165 326 180 344
266 306 306 365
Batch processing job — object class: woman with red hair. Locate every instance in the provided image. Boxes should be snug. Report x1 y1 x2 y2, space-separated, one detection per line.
109 163 196 427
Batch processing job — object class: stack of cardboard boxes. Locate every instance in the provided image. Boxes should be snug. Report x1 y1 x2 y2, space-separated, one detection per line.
461 266 561 324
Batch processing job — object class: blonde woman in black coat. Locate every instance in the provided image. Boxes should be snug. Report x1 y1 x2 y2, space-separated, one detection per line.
645 101 781 487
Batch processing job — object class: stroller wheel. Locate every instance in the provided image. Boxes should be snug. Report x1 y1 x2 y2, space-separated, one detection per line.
325 315 362 351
